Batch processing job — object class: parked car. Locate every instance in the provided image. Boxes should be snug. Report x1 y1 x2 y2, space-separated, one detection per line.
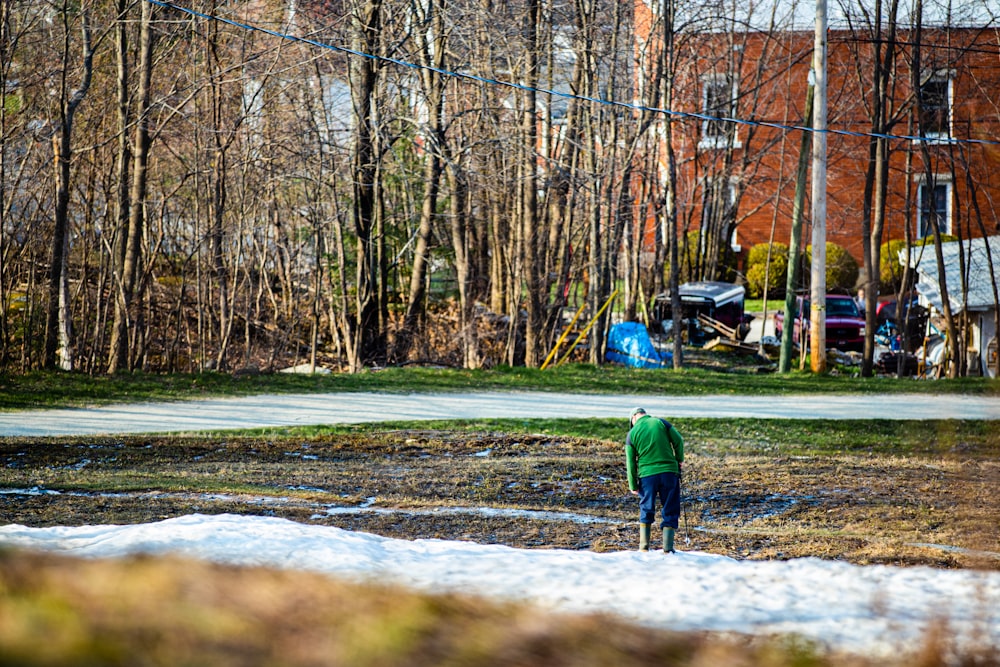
875 293 921 326
874 294 929 351
773 294 866 352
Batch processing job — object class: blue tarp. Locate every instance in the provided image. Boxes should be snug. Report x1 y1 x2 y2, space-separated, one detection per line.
605 322 672 368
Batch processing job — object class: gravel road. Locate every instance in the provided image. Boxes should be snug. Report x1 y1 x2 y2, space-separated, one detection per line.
2 391 998 436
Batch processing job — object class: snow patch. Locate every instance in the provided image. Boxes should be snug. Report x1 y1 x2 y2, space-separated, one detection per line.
1 513 998 659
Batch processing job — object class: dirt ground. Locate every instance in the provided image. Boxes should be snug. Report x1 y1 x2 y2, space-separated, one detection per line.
2 429 998 571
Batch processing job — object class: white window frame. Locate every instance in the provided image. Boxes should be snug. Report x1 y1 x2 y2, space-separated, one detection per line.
916 69 953 142
915 175 952 239
699 74 740 150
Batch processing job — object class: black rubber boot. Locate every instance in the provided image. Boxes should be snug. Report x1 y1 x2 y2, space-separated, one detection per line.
639 523 651 551
663 528 676 553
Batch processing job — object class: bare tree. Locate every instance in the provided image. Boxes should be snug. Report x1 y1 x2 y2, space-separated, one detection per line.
0 0 39 366
44 0 92 370
840 0 901 377
662 0 683 367
911 0 960 377
347 0 388 370
391 0 449 364
108 0 152 372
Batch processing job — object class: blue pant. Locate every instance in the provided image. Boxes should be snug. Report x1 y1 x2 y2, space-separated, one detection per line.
638 472 680 529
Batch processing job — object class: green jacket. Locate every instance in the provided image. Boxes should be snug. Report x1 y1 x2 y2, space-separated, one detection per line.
625 415 684 491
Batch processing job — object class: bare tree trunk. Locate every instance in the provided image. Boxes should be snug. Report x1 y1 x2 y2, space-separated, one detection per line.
521 0 543 367
347 0 386 371
393 0 447 364
956 144 1000 378
45 2 92 370
447 161 481 368
779 84 813 372
109 0 154 373
912 0 959 377
210 142 231 370
661 0 682 368
896 117 917 378
207 5 233 371
858 0 899 377
108 0 131 344
0 0 17 367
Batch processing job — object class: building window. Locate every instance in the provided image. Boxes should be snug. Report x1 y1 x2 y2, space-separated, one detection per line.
918 71 952 140
917 179 950 238
701 75 738 149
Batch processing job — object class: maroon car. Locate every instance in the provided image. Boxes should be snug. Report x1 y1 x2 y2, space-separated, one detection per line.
774 294 866 352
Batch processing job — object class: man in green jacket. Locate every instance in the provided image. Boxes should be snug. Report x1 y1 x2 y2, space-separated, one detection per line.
625 407 684 553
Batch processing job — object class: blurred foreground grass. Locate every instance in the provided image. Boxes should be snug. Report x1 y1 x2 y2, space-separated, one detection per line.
0 549 974 667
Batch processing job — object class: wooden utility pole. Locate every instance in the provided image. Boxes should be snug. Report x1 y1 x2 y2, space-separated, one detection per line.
809 0 828 372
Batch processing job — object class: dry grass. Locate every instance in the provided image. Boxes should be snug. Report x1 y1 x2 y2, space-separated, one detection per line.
684 452 1000 568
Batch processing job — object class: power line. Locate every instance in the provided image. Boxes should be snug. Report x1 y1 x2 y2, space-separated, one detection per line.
147 0 1000 148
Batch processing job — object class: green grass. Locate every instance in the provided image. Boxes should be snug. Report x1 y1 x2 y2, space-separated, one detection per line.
2 368 996 667
2 363 997 410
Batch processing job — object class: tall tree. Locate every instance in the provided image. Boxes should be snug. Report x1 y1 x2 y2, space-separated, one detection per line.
848 0 900 377
347 0 387 370
108 0 153 372
520 0 544 367
912 0 960 377
392 0 448 364
662 0 682 368
44 0 92 370
107 0 131 366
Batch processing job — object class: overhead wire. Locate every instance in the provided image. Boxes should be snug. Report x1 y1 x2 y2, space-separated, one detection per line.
147 0 1000 148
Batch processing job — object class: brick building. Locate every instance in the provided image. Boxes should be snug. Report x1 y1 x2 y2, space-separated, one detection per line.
633 7 1000 273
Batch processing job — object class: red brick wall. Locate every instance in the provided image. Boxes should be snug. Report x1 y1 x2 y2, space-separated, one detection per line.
633 19 1000 266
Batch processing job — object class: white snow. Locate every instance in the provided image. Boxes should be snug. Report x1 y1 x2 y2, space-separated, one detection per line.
2 513 998 659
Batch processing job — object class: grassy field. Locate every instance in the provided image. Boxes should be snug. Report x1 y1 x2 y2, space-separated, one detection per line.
3 418 997 565
2 418 998 666
2 363 998 666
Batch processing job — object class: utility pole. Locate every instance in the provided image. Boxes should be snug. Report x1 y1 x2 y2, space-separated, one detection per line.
809 0 828 372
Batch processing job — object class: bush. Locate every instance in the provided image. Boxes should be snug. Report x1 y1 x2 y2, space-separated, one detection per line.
880 239 907 295
806 242 859 293
745 242 788 298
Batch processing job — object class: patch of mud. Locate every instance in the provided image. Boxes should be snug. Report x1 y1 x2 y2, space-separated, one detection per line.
2 432 998 568
697 492 809 523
